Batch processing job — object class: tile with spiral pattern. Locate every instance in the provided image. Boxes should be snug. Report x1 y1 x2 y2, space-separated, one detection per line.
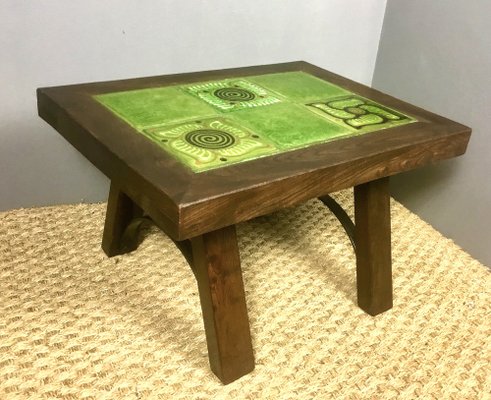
184 79 282 112
143 117 278 172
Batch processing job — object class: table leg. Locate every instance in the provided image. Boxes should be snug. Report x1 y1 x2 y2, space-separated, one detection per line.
354 177 393 316
102 181 144 257
191 225 254 384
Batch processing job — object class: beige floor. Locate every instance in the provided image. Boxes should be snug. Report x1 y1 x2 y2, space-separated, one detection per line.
0 190 489 399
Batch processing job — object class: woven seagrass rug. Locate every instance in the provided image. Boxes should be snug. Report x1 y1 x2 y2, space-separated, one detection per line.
0 190 489 399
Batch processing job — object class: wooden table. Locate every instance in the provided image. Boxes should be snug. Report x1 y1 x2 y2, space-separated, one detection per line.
37 61 471 384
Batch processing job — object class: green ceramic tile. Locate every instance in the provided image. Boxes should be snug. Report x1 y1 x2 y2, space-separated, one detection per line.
306 95 415 133
142 117 279 172
248 71 350 102
95 87 216 128
230 102 352 150
93 71 416 173
183 79 281 112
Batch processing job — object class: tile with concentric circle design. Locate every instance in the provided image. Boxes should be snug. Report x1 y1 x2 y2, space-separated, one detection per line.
184 79 281 112
143 118 279 172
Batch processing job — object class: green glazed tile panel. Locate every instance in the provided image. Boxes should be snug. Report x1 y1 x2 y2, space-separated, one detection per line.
230 102 350 150
95 87 216 128
306 95 413 132
184 79 281 112
248 71 350 102
142 117 278 172
94 71 416 172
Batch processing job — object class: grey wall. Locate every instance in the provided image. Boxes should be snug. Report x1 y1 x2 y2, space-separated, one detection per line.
373 1 491 266
1 0 386 211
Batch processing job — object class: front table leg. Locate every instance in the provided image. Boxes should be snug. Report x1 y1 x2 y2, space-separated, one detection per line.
102 182 143 257
191 225 254 384
354 177 393 316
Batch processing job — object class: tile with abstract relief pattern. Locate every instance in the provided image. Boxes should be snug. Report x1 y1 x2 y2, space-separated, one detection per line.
183 79 282 112
143 117 279 172
306 95 414 132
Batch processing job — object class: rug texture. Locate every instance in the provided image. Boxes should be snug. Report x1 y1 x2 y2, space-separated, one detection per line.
0 190 489 399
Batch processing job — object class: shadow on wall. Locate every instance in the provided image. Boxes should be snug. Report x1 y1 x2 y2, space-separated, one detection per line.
389 162 461 204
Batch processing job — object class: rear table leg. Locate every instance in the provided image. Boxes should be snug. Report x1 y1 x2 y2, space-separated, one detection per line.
354 177 393 316
191 225 254 384
102 181 144 257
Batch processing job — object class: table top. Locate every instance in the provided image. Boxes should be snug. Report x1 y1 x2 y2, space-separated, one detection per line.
38 61 471 240
94 71 415 173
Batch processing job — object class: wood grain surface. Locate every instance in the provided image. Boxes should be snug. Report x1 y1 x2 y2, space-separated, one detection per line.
191 225 254 384
37 61 471 241
354 177 392 316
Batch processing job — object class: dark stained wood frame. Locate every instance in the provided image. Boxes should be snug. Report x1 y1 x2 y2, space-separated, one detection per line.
191 225 254 384
37 61 471 241
355 177 392 315
37 61 471 384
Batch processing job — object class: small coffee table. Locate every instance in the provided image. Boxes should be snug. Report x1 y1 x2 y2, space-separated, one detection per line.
37 61 471 384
